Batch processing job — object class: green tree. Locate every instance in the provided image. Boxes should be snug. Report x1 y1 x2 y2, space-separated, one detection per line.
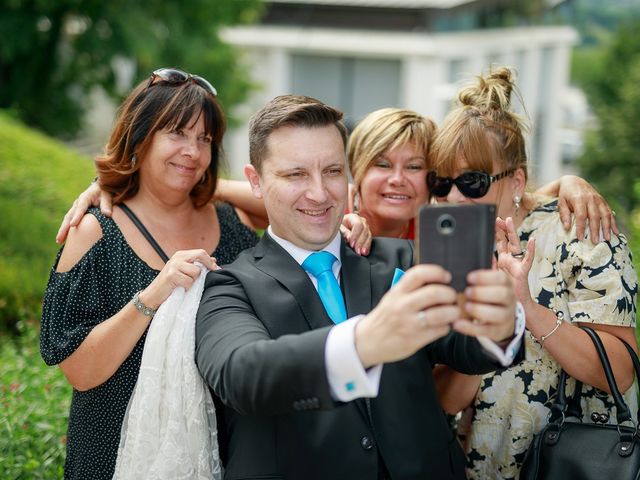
577 20 640 214
0 0 262 137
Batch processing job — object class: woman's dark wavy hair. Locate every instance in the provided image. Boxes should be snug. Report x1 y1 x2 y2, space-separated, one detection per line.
95 74 226 208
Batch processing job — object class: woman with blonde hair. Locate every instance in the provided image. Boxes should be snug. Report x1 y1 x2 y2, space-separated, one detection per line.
347 107 436 239
346 106 618 243
431 66 638 479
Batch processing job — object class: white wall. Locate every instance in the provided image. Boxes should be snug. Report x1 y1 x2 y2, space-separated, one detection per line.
221 25 578 185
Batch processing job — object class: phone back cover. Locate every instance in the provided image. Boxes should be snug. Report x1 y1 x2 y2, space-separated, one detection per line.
417 204 496 291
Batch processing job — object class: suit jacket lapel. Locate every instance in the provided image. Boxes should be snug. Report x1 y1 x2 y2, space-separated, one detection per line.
340 241 372 318
340 242 376 425
253 234 333 331
254 235 375 427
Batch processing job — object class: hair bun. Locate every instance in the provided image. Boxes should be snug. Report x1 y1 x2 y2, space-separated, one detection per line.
458 66 516 112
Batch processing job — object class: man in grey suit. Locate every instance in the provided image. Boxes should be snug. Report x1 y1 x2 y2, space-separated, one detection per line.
195 95 524 479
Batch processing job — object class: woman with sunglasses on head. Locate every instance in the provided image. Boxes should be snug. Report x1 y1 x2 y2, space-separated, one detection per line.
40 68 261 479
430 66 637 480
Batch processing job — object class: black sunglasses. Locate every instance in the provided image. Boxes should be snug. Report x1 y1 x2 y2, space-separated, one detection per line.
427 169 514 199
147 68 218 97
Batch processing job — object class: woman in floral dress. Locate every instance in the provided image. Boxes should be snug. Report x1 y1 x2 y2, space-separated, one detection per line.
430 66 638 480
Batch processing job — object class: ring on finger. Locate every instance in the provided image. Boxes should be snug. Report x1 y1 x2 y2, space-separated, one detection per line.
510 250 525 258
417 310 428 327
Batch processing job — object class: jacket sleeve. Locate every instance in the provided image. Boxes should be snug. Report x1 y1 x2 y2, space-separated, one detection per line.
195 270 337 416
426 329 525 374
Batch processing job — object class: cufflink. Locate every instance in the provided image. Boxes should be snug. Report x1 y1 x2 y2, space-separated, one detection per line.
345 381 355 392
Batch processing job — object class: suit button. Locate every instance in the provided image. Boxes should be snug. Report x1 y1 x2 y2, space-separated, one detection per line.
360 436 374 450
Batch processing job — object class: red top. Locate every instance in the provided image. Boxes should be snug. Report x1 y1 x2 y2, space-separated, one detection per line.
345 208 415 240
406 218 416 240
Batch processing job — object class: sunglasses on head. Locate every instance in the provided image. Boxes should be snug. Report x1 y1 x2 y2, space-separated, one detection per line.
427 169 514 199
147 68 218 97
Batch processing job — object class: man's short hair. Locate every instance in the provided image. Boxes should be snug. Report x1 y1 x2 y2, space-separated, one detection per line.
248 95 348 172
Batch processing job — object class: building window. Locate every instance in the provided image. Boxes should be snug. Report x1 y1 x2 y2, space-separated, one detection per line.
291 54 400 130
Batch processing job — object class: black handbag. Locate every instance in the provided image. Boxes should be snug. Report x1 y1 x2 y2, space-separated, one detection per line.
520 326 640 480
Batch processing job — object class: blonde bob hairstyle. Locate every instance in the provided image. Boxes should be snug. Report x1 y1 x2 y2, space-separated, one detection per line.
348 108 437 190
430 66 529 181
95 74 226 208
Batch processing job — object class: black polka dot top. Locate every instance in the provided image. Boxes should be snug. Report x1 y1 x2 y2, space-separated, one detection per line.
40 203 259 480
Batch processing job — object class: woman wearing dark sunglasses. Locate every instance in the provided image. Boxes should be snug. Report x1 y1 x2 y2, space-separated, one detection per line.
40 68 260 479
431 66 637 480
345 107 618 244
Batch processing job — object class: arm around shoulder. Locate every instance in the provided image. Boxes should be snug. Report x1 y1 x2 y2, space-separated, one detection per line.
216 179 269 229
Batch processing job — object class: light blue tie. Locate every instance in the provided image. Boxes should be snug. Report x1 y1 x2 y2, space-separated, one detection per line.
302 251 347 324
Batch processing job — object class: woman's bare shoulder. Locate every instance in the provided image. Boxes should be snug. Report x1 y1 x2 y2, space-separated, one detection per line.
56 213 104 272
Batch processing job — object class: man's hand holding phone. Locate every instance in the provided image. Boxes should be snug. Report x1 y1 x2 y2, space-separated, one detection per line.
454 269 517 343
416 204 518 343
354 262 517 369
354 264 459 368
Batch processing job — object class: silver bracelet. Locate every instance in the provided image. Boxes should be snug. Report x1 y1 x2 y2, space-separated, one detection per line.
537 310 564 348
132 291 157 318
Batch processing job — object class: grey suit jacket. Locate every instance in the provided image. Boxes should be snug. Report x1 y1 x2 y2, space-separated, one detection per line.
196 233 520 480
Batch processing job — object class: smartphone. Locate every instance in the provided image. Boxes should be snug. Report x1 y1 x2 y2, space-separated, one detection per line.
416 203 496 292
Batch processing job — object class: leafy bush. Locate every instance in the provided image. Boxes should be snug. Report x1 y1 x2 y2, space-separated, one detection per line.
0 111 95 332
0 320 70 479
630 182 640 278
0 111 95 478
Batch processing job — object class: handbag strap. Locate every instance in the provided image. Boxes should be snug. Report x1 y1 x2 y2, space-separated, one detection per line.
119 203 170 263
581 326 633 424
551 369 584 421
563 374 584 419
621 339 640 423
552 326 640 426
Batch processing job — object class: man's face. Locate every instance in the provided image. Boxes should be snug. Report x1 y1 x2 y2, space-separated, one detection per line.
245 124 348 250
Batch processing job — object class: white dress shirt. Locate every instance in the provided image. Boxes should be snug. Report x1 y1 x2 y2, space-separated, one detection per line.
267 228 381 401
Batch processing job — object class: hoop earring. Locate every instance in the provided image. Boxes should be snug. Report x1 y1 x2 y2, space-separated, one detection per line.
131 154 138 167
513 194 521 216
200 170 208 185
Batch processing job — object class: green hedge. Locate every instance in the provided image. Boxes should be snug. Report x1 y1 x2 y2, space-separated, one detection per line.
0 111 94 478
0 111 95 331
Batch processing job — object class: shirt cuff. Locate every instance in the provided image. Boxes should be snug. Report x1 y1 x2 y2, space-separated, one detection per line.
477 301 526 367
325 315 383 401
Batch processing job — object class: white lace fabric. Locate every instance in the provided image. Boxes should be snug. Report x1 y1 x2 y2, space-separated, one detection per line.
113 267 221 480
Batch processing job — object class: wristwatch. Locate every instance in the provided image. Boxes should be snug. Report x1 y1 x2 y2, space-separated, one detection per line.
132 291 157 318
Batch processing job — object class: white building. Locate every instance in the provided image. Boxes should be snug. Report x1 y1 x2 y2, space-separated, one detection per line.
222 0 578 185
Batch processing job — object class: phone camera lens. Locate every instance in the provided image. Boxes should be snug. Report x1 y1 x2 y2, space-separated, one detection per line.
437 214 456 235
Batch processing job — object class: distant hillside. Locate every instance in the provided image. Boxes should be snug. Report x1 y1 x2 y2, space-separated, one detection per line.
0 111 95 330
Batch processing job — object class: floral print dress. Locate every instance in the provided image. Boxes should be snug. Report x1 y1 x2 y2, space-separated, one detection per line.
464 199 638 480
